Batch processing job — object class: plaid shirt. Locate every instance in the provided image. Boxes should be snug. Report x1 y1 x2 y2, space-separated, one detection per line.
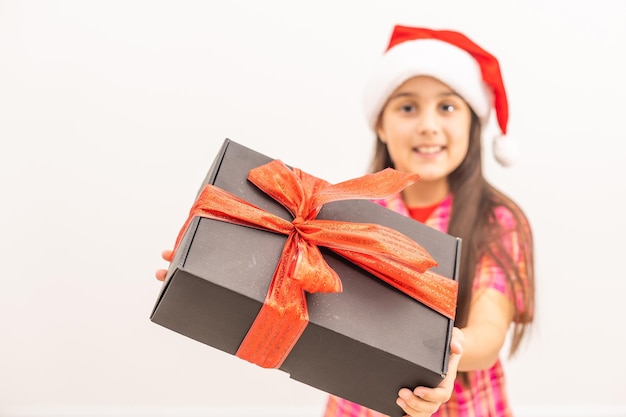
323 193 527 417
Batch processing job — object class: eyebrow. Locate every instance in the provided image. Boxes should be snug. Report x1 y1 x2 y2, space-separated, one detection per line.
389 92 415 100
389 91 461 100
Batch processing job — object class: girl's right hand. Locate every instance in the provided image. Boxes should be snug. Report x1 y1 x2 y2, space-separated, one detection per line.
155 249 173 281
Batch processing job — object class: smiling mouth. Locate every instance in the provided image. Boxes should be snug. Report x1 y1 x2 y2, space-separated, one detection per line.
414 145 445 154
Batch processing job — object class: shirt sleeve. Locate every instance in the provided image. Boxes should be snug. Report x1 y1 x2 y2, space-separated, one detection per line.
472 206 530 320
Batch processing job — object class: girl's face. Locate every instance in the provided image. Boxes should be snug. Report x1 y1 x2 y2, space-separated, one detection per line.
376 76 472 184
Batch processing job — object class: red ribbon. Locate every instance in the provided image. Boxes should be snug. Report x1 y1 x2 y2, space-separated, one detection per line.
170 160 458 368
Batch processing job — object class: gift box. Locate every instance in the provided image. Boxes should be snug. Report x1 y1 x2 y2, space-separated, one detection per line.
150 139 461 417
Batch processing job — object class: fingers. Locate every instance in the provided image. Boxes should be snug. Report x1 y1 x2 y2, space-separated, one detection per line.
162 249 174 262
155 249 174 281
155 269 168 282
396 388 441 416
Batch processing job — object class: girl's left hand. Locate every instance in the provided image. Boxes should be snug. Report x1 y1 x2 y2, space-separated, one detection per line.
396 327 464 416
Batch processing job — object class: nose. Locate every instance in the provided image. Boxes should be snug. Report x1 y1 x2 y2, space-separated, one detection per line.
416 107 440 135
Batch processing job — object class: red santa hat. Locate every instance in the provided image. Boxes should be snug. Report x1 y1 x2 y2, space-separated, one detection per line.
363 25 517 166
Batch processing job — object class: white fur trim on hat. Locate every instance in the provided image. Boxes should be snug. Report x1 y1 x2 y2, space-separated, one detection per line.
363 38 493 131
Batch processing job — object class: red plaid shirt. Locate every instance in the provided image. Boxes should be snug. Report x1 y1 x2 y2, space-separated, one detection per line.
323 193 529 417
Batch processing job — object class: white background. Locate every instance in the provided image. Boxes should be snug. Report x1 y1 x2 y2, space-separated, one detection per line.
1 0 626 414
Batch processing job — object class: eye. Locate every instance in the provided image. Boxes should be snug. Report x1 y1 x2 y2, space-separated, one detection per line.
400 103 415 113
441 103 455 112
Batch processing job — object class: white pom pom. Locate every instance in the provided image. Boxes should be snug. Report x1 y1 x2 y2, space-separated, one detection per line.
492 134 518 167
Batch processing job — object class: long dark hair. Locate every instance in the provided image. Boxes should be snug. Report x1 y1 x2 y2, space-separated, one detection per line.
370 111 535 356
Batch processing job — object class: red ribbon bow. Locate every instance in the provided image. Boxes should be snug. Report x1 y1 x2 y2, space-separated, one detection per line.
170 160 458 368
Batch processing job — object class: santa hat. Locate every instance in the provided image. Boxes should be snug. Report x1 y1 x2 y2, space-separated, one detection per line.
363 25 517 166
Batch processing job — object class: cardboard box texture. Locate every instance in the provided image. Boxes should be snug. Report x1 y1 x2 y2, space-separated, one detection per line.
151 139 461 417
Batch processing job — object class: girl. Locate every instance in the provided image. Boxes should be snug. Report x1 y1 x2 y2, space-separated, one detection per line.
156 24 533 417
322 25 535 417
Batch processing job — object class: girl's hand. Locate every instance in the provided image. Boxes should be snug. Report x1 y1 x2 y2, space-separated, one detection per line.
155 249 173 281
396 327 464 417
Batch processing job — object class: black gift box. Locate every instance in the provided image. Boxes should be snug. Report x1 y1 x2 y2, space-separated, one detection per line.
151 139 461 417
